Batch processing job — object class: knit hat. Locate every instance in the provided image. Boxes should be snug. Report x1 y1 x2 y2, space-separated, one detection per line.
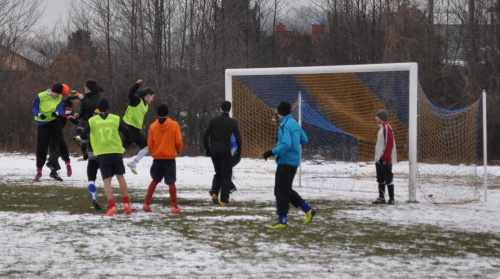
157 104 169 117
62 84 70 96
68 90 80 100
97 97 110 112
51 83 64 94
376 110 389 122
277 101 291 116
220 101 231 112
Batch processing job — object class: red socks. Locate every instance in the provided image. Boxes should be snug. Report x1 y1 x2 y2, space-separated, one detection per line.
65 161 72 177
122 196 130 204
108 199 116 209
144 180 159 205
169 183 177 208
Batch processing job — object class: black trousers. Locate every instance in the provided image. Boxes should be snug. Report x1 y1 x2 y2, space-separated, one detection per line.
229 155 241 190
375 163 393 185
36 121 69 169
123 123 147 150
210 151 232 203
47 138 64 171
275 164 304 215
376 163 394 199
87 159 99 181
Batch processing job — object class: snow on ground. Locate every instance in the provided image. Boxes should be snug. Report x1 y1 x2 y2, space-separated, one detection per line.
0 153 499 278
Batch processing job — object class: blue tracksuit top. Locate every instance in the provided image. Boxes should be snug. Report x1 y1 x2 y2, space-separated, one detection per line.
272 114 308 167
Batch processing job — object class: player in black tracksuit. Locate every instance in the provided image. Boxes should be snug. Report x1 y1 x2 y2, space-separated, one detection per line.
46 92 81 181
203 101 242 206
75 80 104 210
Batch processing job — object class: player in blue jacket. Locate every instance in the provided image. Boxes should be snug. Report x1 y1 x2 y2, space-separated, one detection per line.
263 101 316 229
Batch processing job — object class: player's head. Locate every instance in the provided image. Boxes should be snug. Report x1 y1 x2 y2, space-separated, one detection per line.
140 88 156 104
220 101 231 113
50 83 64 98
277 101 291 117
68 90 80 104
97 97 110 112
157 104 169 117
376 110 389 123
85 79 98 93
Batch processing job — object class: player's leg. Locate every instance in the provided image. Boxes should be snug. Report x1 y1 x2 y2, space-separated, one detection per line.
218 151 233 206
34 125 52 181
113 154 130 214
373 163 387 204
209 153 222 204
165 160 181 213
47 139 63 181
144 159 162 212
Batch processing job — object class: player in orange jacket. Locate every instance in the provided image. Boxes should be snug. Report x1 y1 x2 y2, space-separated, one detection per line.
143 104 183 213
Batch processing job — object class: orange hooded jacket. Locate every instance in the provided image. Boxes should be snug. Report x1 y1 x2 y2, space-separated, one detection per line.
148 118 183 159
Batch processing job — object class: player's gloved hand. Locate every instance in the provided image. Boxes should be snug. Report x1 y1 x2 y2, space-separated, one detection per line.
83 154 88 160
52 112 58 117
378 159 384 164
263 150 274 160
38 113 46 119
205 150 211 157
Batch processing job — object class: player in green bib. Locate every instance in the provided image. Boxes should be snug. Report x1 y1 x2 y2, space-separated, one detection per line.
122 79 156 174
31 83 72 182
81 97 132 216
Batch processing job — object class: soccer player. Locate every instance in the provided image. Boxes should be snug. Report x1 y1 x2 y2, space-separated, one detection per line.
263 101 316 229
73 80 103 146
80 109 105 210
46 90 81 181
73 80 105 210
32 83 72 182
143 104 183 213
203 101 242 207
81 97 131 216
123 79 156 174
372 109 397 205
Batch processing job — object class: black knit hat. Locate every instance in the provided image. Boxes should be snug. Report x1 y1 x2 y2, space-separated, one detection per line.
97 97 110 112
277 101 291 116
51 83 64 94
220 101 231 112
157 104 169 117
376 110 389 122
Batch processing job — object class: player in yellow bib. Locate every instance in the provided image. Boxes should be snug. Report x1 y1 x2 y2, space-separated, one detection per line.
31 83 72 182
122 79 156 174
81 97 132 216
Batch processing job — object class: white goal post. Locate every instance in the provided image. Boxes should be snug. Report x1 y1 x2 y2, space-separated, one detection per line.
225 63 419 202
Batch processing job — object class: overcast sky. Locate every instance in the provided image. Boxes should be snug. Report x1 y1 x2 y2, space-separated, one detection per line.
38 0 69 29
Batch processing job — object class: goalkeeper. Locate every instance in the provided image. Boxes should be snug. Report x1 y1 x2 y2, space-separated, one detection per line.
372 110 397 205
263 101 316 229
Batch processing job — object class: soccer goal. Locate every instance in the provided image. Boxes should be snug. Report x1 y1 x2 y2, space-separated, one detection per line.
225 63 486 204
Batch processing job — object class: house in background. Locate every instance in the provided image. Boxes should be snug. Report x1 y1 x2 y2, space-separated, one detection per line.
0 45 51 71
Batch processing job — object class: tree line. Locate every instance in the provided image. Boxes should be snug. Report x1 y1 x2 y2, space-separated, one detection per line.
0 0 499 161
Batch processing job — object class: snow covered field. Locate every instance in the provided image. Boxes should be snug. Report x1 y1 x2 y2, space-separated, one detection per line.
0 153 499 278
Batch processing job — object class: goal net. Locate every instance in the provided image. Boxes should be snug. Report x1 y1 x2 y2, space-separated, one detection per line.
226 63 483 204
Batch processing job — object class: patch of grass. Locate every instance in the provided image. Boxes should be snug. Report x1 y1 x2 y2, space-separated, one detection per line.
1 183 499 262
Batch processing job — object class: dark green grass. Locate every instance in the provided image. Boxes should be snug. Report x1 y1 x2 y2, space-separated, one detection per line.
1 183 499 261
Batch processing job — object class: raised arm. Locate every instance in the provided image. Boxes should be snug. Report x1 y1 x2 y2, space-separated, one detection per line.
128 79 143 107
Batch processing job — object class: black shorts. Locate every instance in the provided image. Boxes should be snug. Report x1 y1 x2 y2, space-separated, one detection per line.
123 123 147 149
150 159 176 184
97 154 126 179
